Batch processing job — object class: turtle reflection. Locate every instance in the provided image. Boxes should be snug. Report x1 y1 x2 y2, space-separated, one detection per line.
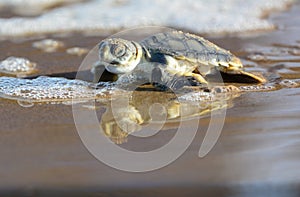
100 86 240 144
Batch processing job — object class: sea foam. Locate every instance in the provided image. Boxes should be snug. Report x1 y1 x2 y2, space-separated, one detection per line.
0 0 294 37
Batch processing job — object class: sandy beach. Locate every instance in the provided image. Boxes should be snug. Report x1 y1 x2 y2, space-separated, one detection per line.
0 1 300 196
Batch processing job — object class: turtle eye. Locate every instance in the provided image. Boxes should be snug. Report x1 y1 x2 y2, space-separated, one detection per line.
111 44 126 58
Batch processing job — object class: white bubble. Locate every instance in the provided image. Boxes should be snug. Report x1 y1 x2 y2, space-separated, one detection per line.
17 100 34 108
211 85 240 94
0 56 37 75
239 84 277 92
247 54 267 61
32 39 65 52
66 47 89 56
178 91 215 102
279 79 300 88
178 85 240 102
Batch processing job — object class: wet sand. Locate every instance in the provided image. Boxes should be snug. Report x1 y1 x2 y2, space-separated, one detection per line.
1 2 300 196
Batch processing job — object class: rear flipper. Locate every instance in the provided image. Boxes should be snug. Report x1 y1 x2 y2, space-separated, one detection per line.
238 70 266 83
214 70 267 83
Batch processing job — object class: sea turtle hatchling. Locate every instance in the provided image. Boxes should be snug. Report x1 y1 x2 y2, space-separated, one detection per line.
93 30 266 87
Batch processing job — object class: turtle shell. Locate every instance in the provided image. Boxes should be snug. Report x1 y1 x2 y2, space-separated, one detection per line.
140 31 235 66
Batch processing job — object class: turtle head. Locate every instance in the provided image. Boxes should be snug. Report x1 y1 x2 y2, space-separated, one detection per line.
98 38 143 74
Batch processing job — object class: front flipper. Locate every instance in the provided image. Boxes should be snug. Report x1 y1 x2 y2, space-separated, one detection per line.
151 66 204 91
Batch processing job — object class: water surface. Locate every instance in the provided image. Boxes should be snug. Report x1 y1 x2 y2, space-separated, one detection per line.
0 2 300 196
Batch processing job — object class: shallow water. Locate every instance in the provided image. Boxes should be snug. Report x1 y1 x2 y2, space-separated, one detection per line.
0 2 300 196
